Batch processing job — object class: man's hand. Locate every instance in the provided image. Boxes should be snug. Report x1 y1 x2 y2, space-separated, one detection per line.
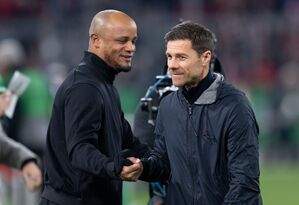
21 161 42 191
0 92 11 116
119 157 143 181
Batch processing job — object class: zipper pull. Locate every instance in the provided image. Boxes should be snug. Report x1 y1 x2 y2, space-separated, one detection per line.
188 105 192 115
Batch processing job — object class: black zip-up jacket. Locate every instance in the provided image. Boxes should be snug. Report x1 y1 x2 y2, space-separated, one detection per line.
42 51 146 205
141 73 263 205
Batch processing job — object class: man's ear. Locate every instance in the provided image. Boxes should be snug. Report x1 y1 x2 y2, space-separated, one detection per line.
201 50 212 67
90 34 101 49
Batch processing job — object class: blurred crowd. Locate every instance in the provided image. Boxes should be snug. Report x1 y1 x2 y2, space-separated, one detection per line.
0 0 299 204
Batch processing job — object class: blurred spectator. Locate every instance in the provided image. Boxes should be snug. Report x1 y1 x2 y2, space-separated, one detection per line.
0 38 25 75
0 92 42 192
0 93 42 205
0 38 52 156
273 61 299 160
0 38 26 145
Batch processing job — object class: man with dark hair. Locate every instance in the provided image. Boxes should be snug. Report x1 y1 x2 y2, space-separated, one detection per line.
126 21 262 204
40 10 147 205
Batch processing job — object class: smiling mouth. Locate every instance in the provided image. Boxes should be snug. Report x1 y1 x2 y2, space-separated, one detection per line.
121 55 133 62
171 72 183 76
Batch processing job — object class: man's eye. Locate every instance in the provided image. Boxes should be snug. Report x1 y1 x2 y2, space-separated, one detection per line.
179 56 186 60
117 39 127 44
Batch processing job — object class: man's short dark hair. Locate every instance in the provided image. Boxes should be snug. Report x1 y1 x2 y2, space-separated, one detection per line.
164 21 216 56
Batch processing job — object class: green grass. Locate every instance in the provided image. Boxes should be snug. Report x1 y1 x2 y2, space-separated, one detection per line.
123 181 148 205
260 164 299 205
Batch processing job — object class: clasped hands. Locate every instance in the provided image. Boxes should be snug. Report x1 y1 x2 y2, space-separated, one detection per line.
115 149 143 181
119 157 143 181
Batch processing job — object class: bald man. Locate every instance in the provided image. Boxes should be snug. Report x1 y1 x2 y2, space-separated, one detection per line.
40 10 147 205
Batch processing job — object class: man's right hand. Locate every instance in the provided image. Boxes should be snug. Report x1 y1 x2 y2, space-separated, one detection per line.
119 157 143 181
21 161 42 191
0 92 11 116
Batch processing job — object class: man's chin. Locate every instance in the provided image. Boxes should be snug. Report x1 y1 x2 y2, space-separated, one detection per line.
116 65 132 72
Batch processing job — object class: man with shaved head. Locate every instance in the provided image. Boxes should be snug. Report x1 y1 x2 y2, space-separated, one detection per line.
88 10 137 71
40 10 147 205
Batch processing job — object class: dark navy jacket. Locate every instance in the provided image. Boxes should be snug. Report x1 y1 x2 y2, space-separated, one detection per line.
141 74 262 205
42 51 145 205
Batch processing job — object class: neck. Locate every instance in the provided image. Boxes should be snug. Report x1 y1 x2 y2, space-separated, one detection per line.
182 70 215 104
185 68 209 90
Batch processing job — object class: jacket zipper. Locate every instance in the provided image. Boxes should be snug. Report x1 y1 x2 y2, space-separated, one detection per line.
187 104 196 205
188 105 192 115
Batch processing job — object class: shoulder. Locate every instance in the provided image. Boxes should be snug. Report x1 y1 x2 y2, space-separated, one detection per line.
218 81 250 105
65 83 104 104
58 68 103 97
217 81 256 118
159 91 178 108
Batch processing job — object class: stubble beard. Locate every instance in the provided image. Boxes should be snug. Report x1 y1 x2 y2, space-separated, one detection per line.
105 54 132 72
115 65 132 72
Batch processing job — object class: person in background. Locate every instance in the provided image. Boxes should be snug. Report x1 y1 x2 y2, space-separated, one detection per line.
0 92 42 192
0 38 51 158
40 9 147 205
125 21 262 205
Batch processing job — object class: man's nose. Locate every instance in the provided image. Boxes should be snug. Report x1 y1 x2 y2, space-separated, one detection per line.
167 59 179 70
125 41 136 52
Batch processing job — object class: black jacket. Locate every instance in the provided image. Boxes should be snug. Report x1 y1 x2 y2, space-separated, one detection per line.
141 74 262 205
42 51 146 205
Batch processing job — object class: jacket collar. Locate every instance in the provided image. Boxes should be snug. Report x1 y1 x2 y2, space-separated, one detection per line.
193 72 224 105
80 51 119 84
182 70 214 104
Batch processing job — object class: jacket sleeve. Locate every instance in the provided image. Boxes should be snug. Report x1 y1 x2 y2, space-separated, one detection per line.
0 124 37 169
64 84 119 179
121 111 150 159
224 98 262 204
139 110 170 182
139 134 170 182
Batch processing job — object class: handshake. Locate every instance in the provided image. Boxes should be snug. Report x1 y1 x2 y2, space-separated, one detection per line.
114 149 144 182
